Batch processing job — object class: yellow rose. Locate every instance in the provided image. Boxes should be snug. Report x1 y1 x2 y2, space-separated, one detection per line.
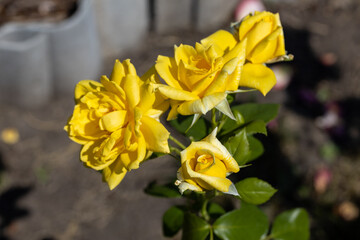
154 30 247 120
176 128 239 195
65 60 170 190
238 11 285 64
235 11 288 96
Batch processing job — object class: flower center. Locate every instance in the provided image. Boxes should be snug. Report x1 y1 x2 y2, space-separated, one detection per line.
195 154 214 172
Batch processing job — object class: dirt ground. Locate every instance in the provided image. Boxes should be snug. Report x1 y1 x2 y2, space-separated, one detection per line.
1 0 360 240
0 0 77 25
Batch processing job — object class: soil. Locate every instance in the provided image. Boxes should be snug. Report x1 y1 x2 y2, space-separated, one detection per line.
1 0 360 240
0 0 77 26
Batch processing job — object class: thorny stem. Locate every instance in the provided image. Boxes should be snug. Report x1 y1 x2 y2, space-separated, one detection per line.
169 135 186 150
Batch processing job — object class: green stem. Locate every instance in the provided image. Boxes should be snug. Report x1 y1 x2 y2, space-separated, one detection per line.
169 146 181 155
169 135 186 150
217 113 227 132
201 198 210 222
211 108 217 130
209 227 214 240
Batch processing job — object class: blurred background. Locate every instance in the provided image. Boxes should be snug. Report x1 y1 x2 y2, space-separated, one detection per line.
0 0 359 239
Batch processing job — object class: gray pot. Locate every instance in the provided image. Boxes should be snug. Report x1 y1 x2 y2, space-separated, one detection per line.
0 0 100 107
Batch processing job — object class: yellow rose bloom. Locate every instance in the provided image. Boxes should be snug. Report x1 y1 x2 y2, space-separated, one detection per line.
239 11 285 64
176 128 239 195
236 11 288 96
65 60 170 190
154 30 247 120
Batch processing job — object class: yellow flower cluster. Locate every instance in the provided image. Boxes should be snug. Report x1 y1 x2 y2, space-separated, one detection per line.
65 11 288 193
65 60 170 190
154 11 287 119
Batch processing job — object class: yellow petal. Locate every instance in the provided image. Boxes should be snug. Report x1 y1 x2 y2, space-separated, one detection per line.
203 129 239 173
180 141 225 164
244 20 273 54
174 44 197 65
204 65 232 96
124 124 133 150
80 140 119 170
119 133 147 170
140 116 170 153
182 160 232 192
167 101 180 120
137 82 156 114
141 70 170 115
195 158 227 179
66 104 108 144
123 75 140 109
191 71 218 96
155 84 198 101
99 110 128 132
146 108 165 120
274 31 286 57
110 59 125 85
178 60 192 91
100 75 126 103
201 30 236 53
273 13 286 57
274 13 282 27
202 92 227 113
222 38 247 65
239 11 275 40
155 55 183 89
240 63 276 96
225 60 243 91
122 59 137 75
134 107 143 137
176 92 226 116
74 80 103 103
102 160 127 190
177 180 203 194
248 27 282 64
177 99 206 115
204 44 223 65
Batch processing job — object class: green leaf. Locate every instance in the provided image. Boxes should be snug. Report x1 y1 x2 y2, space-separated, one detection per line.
233 110 245 125
221 103 279 134
247 136 264 162
270 208 310 240
182 212 210 240
245 120 267 136
208 202 226 219
232 103 279 124
235 178 277 205
170 115 209 141
163 206 184 237
144 181 181 198
213 203 269 240
224 129 250 166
